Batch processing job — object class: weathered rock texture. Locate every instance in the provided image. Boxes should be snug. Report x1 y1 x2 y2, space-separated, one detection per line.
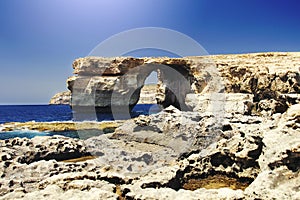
0 103 299 199
1 52 300 199
66 52 300 114
67 57 197 112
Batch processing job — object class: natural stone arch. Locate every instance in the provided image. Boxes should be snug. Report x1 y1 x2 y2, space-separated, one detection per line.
69 57 223 120
114 62 192 115
156 63 191 110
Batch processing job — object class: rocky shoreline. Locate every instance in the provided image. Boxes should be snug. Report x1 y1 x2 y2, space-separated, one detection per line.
0 104 299 199
0 52 299 199
0 121 121 133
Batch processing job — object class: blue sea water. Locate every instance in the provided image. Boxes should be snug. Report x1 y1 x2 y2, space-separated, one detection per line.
0 104 161 123
0 104 161 140
0 105 73 124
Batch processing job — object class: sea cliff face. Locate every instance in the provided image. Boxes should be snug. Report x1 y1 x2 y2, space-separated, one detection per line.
52 52 299 114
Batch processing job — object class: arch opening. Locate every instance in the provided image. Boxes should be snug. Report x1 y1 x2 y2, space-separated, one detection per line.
131 71 162 117
129 63 192 118
72 60 197 121
157 64 191 111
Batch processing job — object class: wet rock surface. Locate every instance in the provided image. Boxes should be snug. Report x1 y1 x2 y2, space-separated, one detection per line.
0 121 121 133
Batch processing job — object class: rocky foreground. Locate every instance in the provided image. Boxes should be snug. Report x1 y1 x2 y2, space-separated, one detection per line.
1 52 300 199
0 104 299 199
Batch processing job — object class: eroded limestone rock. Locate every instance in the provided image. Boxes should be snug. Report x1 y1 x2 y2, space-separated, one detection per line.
0 103 300 199
66 52 300 115
2 52 300 199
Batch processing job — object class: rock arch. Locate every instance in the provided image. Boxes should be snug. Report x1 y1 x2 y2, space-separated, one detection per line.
125 62 192 111
59 52 300 119
68 57 201 114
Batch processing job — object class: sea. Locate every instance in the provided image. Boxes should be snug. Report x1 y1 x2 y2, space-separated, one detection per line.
0 104 161 140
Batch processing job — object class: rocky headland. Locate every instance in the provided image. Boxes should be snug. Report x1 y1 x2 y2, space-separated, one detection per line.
1 52 300 199
50 85 157 105
49 91 71 105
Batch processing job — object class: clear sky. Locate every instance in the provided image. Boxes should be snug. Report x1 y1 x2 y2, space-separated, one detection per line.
0 0 299 104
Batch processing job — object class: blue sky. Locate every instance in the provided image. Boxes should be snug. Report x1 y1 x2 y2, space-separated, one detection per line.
0 0 299 104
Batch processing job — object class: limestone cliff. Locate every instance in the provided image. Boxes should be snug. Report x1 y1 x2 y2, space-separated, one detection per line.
66 52 300 114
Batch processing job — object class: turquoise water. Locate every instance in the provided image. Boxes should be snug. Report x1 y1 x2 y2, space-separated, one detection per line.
0 130 79 140
0 129 114 140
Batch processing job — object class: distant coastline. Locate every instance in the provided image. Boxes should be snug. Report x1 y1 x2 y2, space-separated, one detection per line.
49 84 158 105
